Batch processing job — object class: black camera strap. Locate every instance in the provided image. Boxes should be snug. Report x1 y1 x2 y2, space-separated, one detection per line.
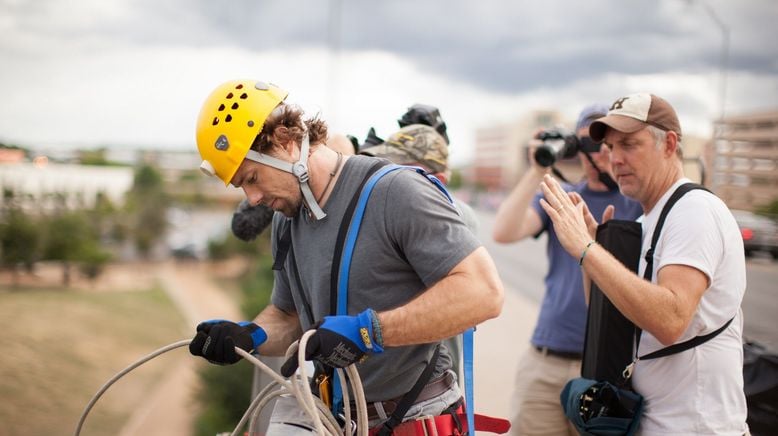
580 149 619 191
550 166 571 184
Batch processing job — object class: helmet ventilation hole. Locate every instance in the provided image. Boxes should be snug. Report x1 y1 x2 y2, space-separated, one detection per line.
218 104 225 111
225 114 232 123
236 84 244 89
226 92 234 99
231 102 239 110
212 117 219 126
240 93 248 99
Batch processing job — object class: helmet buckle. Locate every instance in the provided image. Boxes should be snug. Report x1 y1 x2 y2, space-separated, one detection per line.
292 162 309 183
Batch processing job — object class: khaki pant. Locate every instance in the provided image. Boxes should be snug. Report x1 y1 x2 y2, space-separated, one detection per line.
510 345 581 436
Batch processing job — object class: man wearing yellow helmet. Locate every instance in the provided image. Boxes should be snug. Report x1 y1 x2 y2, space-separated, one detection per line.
189 80 505 434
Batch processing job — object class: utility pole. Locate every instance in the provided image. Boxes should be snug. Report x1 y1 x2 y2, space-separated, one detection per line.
326 0 343 126
701 2 730 120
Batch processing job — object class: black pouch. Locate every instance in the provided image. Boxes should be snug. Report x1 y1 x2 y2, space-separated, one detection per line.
560 377 643 436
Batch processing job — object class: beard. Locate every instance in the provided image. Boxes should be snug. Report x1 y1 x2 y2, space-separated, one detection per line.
276 197 303 218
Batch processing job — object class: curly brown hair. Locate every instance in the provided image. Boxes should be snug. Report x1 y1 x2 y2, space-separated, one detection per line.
251 103 328 153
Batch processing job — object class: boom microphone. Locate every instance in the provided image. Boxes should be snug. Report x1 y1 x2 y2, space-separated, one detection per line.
231 199 275 241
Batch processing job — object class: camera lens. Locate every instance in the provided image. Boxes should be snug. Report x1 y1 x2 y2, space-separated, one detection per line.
534 145 557 167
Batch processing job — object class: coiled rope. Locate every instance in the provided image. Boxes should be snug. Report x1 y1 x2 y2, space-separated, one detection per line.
74 330 368 436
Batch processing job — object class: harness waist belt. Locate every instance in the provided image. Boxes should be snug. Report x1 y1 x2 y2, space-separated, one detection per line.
535 345 583 360
368 404 511 435
354 371 456 421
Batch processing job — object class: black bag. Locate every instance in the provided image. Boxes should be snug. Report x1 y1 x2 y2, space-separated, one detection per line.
743 341 778 435
581 219 642 387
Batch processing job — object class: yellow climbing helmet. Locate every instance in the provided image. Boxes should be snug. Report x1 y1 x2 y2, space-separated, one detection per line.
195 80 288 185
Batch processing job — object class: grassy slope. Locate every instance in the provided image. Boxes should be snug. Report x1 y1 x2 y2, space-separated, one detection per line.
0 286 188 436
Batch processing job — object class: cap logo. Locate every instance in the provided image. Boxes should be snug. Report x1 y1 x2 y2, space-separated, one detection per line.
215 134 229 151
611 97 629 111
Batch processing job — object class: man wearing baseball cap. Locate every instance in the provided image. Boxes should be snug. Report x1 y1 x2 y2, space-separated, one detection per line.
361 123 478 232
493 103 642 435
540 93 748 434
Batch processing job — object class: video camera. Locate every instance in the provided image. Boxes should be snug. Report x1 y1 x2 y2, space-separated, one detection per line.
533 128 601 167
356 104 449 153
397 104 449 144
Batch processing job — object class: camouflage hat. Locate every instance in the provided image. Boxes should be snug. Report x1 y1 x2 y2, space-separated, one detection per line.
360 124 449 173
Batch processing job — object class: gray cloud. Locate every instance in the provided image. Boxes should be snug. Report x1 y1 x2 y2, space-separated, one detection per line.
3 0 775 95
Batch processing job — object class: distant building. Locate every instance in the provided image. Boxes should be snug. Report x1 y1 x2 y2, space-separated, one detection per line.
0 162 134 211
468 110 571 191
711 109 778 211
0 148 25 164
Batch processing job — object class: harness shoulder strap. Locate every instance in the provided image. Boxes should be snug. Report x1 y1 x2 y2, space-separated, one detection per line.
271 218 292 271
270 219 316 328
329 160 389 315
331 163 461 421
334 164 453 316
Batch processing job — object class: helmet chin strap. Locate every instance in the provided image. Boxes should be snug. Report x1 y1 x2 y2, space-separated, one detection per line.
244 133 327 220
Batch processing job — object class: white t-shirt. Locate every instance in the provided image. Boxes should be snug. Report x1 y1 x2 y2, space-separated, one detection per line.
632 178 748 435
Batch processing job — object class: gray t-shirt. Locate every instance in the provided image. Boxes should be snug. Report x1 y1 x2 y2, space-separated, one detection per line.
270 155 480 400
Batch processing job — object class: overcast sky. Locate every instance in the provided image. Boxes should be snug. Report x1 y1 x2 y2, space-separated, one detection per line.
1 0 776 166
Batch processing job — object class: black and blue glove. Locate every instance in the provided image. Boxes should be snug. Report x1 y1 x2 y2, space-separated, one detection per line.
189 319 267 365
281 309 384 377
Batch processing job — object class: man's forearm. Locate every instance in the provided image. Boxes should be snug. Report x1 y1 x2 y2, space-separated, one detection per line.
582 244 695 345
255 304 302 356
377 247 504 346
493 166 547 242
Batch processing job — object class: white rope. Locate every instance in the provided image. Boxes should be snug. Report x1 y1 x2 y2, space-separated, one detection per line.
74 332 371 436
73 339 191 436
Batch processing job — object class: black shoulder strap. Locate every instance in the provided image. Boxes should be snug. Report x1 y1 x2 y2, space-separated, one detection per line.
642 182 710 282
272 218 292 271
328 160 389 315
640 317 734 360
636 182 729 361
288 243 315 327
267 218 316 326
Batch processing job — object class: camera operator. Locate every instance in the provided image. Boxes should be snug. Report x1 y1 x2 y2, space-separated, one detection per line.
493 103 642 435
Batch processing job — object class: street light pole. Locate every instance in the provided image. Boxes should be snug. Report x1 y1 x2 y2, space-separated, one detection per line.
700 2 730 120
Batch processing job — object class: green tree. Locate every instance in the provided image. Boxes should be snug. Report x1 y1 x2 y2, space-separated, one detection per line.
0 208 41 287
42 211 93 286
77 242 112 282
194 362 254 436
125 164 169 258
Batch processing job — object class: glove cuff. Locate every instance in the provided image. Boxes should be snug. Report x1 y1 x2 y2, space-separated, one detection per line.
368 309 384 349
238 321 268 349
358 309 384 354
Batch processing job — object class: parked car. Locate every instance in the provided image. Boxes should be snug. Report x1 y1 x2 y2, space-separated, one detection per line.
731 210 778 259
